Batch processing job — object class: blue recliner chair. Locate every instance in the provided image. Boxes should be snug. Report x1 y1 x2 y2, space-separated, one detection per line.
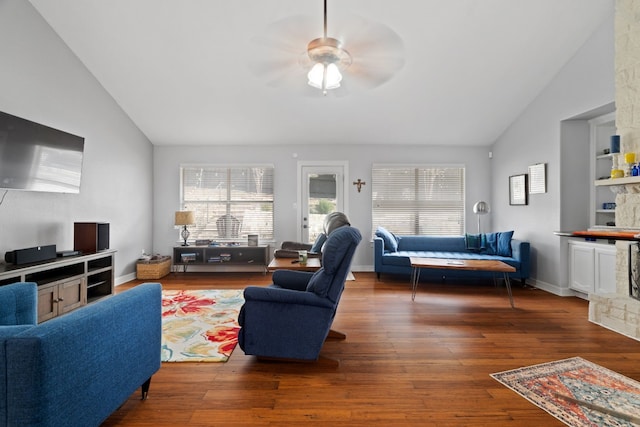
238 225 362 362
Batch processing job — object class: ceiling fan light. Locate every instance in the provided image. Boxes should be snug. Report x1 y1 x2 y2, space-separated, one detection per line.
325 63 342 89
307 62 342 92
307 63 325 89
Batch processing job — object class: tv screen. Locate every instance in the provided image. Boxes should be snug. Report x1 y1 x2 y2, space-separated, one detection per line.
0 111 84 194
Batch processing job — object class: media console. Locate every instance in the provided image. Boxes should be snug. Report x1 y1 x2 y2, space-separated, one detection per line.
173 245 270 273
0 250 115 323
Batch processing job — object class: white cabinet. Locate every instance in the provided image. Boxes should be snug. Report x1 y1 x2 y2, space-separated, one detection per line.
594 247 617 294
570 242 595 293
569 240 616 295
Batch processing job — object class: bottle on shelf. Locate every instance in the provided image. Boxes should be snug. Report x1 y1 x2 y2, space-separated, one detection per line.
624 152 636 177
611 154 624 178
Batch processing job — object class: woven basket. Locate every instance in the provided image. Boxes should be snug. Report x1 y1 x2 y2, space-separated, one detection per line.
136 256 171 279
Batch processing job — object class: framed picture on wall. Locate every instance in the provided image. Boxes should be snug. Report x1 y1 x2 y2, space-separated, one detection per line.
509 174 528 205
528 163 547 194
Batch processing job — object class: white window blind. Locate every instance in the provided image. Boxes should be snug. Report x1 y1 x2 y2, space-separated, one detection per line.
180 165 274 240
372 165 465 236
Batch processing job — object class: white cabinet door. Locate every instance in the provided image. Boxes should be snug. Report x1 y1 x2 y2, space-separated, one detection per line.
569 240 618 295
569 242 595 294
595 246 617 294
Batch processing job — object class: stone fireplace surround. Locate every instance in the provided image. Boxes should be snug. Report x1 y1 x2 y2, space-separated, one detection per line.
588 0 640 341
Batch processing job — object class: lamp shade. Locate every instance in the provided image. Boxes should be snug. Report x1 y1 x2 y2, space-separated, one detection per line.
174 211 195 226
473 201 490 215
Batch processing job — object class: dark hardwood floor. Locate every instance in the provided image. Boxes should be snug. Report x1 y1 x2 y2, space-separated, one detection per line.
103 272 640 426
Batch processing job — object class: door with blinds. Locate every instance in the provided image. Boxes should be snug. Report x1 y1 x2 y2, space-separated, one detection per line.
298 162 347 243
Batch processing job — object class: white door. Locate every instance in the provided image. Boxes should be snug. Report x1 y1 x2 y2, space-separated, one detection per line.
298 162 348 243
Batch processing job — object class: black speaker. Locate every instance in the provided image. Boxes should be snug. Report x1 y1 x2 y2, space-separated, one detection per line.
74 222 109 254
5 244 57 265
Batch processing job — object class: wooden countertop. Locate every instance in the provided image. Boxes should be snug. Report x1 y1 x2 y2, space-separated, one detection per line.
554 230 640 241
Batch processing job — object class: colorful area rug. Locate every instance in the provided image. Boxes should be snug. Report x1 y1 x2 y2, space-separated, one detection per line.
491 357 640 426
161 289 244 362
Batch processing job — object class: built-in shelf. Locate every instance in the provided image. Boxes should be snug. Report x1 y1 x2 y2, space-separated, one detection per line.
590 112 617 228
87 280 107 289
595 176 640 186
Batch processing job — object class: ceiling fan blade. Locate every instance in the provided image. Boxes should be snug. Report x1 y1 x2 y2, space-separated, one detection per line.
346 54 405 89
250 62 302 88
247 14 321 88
330 13 405 90
343 21 404 61
251 14 318 55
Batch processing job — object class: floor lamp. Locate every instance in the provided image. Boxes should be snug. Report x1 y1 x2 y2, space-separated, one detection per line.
473 201 490 233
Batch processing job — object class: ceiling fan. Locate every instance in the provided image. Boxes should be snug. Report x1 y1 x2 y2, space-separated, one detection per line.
249 0 405 96
304 0 352 95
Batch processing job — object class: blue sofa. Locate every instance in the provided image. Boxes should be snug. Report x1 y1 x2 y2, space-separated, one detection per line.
0 282 162 427
374 231 530 284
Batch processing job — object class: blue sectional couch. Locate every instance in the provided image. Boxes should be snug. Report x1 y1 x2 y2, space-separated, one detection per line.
374 229 530 284
0 282 162 427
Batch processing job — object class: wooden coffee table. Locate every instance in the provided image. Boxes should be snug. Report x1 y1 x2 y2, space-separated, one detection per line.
410 257 516 307
267 257 322 272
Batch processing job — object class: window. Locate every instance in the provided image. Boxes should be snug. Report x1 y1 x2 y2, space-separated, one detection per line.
180 165 274 241
372 165 465 236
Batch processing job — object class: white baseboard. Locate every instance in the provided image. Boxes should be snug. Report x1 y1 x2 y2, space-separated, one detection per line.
527 278 575 297
116 272 136 286
350 265 373 272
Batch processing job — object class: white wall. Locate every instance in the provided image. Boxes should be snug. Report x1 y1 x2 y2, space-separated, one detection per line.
0 0 154 282
153 144 491 270
490 11 615 294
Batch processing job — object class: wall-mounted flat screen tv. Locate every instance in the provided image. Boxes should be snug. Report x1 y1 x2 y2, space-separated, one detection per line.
0 111 84 194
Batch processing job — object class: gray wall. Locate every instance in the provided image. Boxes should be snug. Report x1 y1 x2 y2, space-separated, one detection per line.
153 144 491 270
0 0 154 282
490 11 615 294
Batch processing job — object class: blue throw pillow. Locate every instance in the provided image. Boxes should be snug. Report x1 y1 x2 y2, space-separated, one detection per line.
497 230 514 257
375 226 398 252
485 233 497 255
310 233 327 253
485 231 514 257
465 233 486 252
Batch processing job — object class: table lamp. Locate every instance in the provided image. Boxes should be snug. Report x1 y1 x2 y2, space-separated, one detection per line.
175 211 195 246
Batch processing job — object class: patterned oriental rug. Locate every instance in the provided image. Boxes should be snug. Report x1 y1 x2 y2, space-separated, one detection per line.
161 289 244 362
491 357 640 426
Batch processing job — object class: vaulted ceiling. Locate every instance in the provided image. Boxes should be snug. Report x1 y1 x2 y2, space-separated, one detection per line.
28 0 613 147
